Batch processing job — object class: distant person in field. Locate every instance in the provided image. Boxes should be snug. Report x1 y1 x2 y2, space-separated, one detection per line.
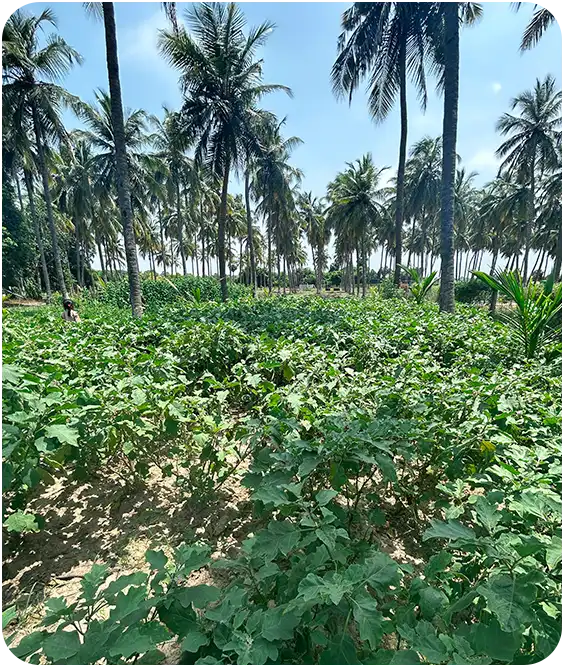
62 299 80 322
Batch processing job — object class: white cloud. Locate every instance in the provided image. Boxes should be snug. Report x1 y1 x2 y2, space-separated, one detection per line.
467 149 500 173
119 11 178 87
491 82 502 94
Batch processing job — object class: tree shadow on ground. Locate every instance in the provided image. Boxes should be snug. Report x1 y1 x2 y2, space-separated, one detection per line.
2 464 257 609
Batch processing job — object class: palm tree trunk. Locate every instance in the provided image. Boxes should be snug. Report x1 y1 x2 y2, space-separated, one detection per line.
244 170 257 296
379 247 384 273
438 2 459 313
16 176 24 213
524 164 535 282
158 201 167 277
267 218 272 294
97 238 106 281
552 225 562 282
31 104 67 300
217 158 230 301
362 230 367 297
201 210 206 276
394 41 408 286
531 247 545 277
176 182 187 275
102 2 143 317
463 251 470 280
317 244 323 294
488 240 500 312
24 169 51 300
75 223 82 287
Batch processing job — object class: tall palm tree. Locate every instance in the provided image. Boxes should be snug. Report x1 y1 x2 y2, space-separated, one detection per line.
159 2 291 301
299 192 330 294
252 118 303 294
326 154 388 297
513 3 556 51
99 2 143 317
332 2 437 286
3 8 82 300
150 106 192 275
404 136 442 274
433 2 482 312
53 136 96 287
496 75 561 281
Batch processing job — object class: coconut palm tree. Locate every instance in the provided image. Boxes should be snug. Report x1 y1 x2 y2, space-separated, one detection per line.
3 8 82 300
53 136 96 287
432 2 482 312
252 118 303 293
97 2 143 316
326 154 388 297
299 192 331 294
496 75 561 281
159 2 291 301
332 2 435 286
513 3 556 51
404 136 442 275
150 106 192 275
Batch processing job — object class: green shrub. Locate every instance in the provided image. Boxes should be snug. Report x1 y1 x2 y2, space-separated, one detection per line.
96 275 251 309
455 278 493 303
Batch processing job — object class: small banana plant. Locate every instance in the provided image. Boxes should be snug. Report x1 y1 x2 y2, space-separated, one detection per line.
399 265 438 304
473 270 562 359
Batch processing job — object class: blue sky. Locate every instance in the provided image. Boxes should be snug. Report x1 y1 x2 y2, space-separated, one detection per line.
20 1 563 270
24 1 562 191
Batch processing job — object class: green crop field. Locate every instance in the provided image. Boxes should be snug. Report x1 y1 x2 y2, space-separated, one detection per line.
2 290 561 664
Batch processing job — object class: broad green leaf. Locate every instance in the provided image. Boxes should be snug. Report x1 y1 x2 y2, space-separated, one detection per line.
477 574 537 632
196 657 223 665
42 597 72 626
424 551 452 580
43 629 81 662
473 497 500 535
181 630 209 653
315 524 349 552
546 535 562 570
316 489 338 506
375 454 397 482
109 622 171 658
298 455 321 478
158 600 197 637
177 584 221 608
81 563 109 603
146 549 168 571
400 620 449 663
418 586 449 619
110 585 149 625
369 650 421 664
44 424 79 446
11 631 46 659
352 594 384 649
361 552 401 592
3 511 39 534
104 572 148 598
319 635 359 664
470 620 521 662
174 544 211 574
261 605 300 641
250 521 300 559
251 485 289 506
423 520 477 544
205 587 246 623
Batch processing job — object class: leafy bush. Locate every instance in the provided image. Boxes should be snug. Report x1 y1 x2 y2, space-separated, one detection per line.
96 275 251 309
455 278 493 304
3 295 561 663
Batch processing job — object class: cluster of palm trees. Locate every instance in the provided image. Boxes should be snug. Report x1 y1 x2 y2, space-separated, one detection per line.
2 2 559 317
